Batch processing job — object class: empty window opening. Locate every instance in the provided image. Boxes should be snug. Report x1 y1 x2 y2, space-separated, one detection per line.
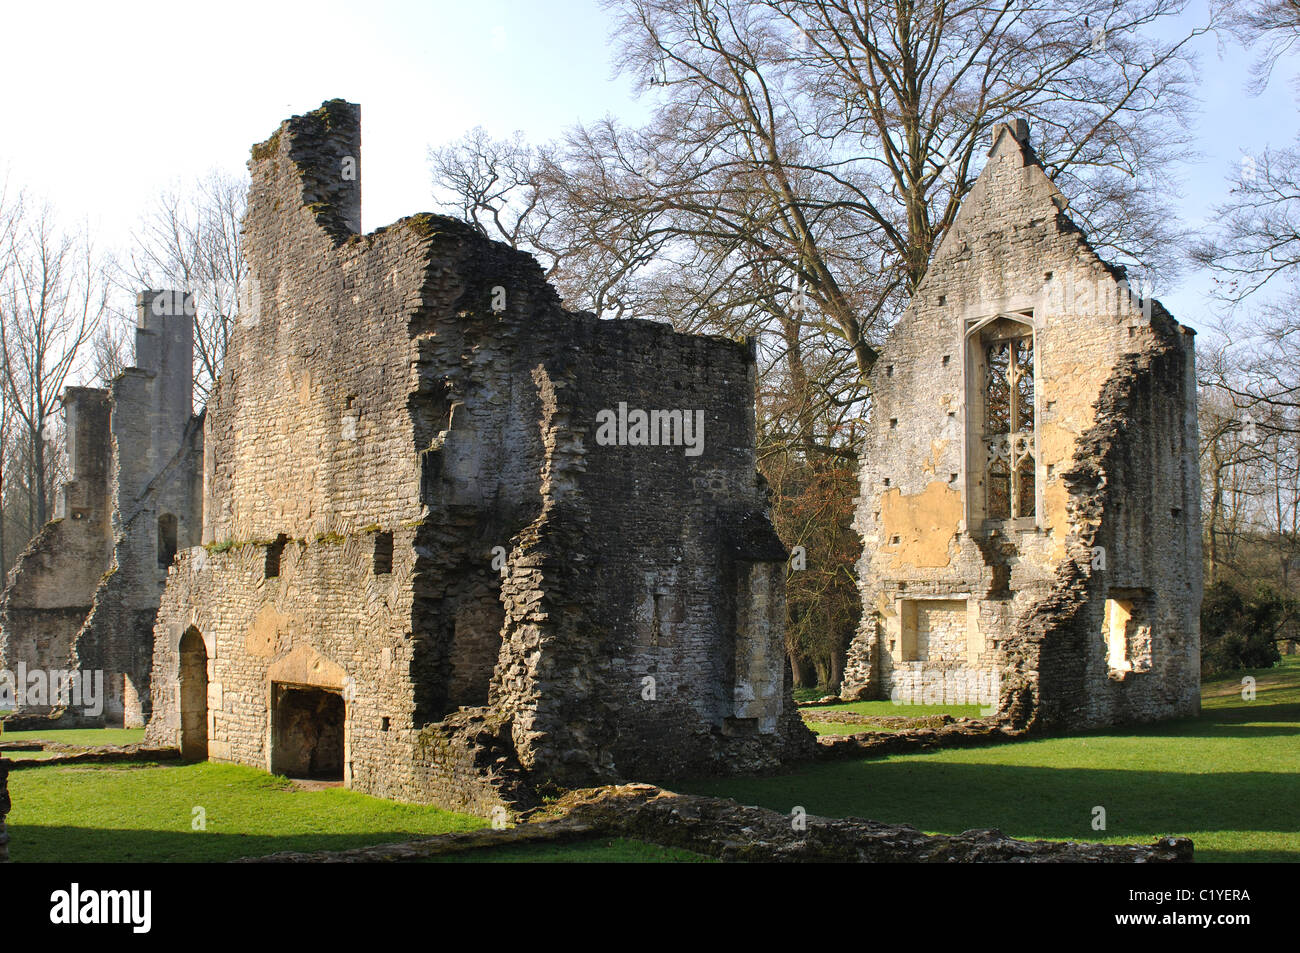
271 684 345 780
157 513 178 568
889 418 898 429
380 716 390 732
1103 591 1154 677
899 599 969 664
265 534 288 578
373 531 393 574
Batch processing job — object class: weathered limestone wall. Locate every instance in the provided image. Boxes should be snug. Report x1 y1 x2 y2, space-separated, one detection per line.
843 121 1201 730
1028 317 1202 728
0 287 200 726
0 388 113 715
147 100 810 811
77 291 202 727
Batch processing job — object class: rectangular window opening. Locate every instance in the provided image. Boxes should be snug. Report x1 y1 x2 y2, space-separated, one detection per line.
373 531 393 575
265 534 288 579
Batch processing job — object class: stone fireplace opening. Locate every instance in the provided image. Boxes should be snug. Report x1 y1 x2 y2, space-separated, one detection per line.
271 683 345 780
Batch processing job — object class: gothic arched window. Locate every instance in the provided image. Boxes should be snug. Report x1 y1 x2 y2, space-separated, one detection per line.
966 313 1037 525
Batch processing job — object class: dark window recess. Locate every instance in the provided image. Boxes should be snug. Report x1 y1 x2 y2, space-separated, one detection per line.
265 534 288 578
374 531 393 575
157 513 178 568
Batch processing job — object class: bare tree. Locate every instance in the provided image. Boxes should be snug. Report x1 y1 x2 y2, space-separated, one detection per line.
1219 0 1300 93
1193 141 1300 304
564 0 1206 368
427 0 1217 686
118 169 248 404
88 304 134 387
0 201 105 527
0 175 20 576
1192 2 1300 446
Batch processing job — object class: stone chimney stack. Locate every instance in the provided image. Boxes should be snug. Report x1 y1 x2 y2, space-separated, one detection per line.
135 289 194 439
247 99 362 247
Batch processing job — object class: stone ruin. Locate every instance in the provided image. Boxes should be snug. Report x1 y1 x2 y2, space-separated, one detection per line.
0 292 201 728
141 100 814 814
0 104 1204 826
842 121 1202 730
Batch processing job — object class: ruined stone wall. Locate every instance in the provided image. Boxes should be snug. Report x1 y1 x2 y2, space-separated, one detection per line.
147 100 809 810
843 121 1201 730
0 388 113 715
1029 313 1202 728
76 292 202 727
0 288 200 726
148 103 452 798
490 318 811 785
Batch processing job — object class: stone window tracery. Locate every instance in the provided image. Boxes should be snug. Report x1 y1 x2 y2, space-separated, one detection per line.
967 313 1037 525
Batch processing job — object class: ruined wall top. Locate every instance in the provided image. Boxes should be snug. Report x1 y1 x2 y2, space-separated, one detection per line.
247 99 361 255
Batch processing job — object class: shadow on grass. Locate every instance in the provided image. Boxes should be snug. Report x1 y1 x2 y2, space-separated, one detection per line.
676 760 1299 861
676 697 1300 863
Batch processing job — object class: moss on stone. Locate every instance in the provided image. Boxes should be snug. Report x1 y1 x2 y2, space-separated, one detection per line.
250 128 281 162
406 214 443 240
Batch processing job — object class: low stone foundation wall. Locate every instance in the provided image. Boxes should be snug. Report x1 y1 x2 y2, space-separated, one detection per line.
813 718 1025 759
238 782 1193 863
1 710 106 732
1 744 180 770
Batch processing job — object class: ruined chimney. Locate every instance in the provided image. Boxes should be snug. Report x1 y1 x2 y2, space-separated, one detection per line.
1003 118 1029 143
134 289 194 435
987 118 1033 162
247 99 362 245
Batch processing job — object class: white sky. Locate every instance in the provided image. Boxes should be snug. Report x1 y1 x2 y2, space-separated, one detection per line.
2 0 1296 369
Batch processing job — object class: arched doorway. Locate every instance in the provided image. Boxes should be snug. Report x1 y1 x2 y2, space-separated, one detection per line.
179 627 208 760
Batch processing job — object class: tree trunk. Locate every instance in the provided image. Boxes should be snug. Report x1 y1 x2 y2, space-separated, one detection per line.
32 420 47 527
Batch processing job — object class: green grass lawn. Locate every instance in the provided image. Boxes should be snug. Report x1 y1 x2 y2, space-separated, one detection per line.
7 761 486 862
682 658 1300 863
7 661 1296 862
1 728 146 746
807 700 987 718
